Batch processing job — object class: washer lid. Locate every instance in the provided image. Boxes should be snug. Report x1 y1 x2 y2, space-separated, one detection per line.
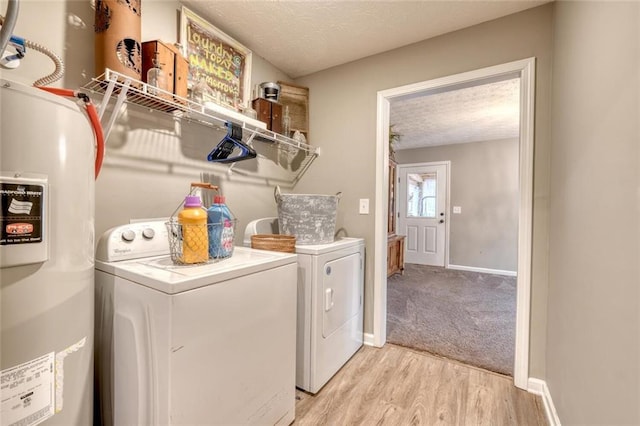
294 237 364 255
95 246 297 294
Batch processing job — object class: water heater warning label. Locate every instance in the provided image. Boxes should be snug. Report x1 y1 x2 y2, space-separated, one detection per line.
0 352 55 426
0 183 44 245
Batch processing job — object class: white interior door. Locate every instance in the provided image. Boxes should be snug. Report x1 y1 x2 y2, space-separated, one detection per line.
398 163 448 266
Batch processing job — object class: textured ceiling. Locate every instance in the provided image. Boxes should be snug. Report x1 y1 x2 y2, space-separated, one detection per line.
390 78 520 150
180 1 534 148
181 0 549 78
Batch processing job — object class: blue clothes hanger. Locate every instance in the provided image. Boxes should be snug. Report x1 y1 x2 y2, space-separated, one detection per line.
207 122 257 163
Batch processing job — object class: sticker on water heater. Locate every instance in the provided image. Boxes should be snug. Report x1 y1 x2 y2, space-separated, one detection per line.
8 199 33 215
0 182 44 245
0 352 55 426
6 223 34 235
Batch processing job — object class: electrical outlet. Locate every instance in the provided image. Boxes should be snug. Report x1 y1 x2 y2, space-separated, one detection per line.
359 198 369 214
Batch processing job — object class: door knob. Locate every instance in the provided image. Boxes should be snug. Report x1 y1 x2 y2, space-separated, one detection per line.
440 212 444 216
439 219 444 224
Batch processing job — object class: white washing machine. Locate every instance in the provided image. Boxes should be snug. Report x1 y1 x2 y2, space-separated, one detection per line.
95 220 298 425
244 218 365 394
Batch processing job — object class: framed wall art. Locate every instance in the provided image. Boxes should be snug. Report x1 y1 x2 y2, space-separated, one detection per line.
180 6 252 110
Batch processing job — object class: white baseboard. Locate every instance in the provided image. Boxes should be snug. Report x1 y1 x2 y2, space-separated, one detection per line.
363 333 376 347
528 378 561 426
447 264 517 277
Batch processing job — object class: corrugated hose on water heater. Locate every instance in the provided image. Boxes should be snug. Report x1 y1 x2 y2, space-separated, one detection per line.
0 0 105 179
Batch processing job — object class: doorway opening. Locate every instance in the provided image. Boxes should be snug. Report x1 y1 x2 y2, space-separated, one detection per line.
372 58 535 389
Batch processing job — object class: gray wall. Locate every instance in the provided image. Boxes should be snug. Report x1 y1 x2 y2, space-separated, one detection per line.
93 1 296 240
11 0 590 395
296 4 553 378
4 1 296 240
11 2 639 421
396 138 519 272
547 2 640 424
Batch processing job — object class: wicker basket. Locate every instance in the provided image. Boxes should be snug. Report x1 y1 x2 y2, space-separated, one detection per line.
251 234 296 253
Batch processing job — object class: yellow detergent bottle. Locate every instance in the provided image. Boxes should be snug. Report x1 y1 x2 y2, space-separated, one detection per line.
178 195 209 264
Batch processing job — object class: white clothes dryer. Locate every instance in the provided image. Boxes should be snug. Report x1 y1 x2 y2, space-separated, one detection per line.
244 218 365 394
95 220 298 425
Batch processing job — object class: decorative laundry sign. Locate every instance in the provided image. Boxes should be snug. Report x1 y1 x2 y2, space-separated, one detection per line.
180 6 252 110
0 182 44 245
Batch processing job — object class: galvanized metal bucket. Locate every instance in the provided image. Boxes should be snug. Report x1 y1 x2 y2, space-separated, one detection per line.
274 186 341 245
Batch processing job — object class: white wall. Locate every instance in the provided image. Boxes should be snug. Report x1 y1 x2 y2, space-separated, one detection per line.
296 4 553 378
547 2 640 423
396 138 519 272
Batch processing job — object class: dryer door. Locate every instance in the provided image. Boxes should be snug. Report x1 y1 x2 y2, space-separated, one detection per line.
322 252 361 338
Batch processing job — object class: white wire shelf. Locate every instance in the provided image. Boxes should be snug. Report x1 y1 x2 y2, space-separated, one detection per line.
82 69 320 158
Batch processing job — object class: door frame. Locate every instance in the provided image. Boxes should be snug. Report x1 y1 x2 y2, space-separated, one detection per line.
397 161 451 267
372 57 535 390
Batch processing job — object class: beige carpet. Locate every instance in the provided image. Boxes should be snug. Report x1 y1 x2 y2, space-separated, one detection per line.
386 263 516 375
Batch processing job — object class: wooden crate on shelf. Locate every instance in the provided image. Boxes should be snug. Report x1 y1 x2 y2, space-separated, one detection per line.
277 81 309 141
141 40 188 103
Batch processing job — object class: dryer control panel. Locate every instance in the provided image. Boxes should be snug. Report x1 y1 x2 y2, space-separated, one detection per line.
96 220 169 262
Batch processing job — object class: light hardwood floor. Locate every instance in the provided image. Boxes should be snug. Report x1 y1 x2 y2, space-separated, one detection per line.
294 344 547 425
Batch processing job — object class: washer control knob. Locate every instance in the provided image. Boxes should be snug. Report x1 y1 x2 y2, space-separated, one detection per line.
121 229 136 242
142 228 155 240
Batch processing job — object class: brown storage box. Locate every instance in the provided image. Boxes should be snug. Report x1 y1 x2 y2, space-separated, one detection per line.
142 40 188 101
252 98 283 134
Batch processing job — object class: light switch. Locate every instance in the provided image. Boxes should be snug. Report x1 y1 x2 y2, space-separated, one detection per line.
453 206 462 214
359 198 369 214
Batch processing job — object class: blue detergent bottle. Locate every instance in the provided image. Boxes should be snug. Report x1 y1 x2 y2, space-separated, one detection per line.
207 195 234 258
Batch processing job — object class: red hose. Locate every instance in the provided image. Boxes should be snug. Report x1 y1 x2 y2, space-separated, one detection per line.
85 102 104 179
36 87 72 97
37 86 105 179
